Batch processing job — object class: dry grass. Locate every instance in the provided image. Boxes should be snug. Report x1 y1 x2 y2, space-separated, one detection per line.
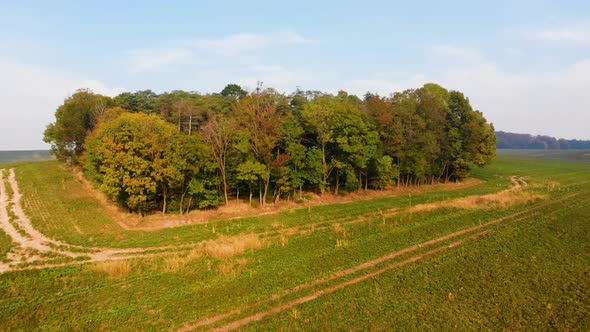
217 258 248 276
156 234 264 274
203 233 264 259
410 189 547 212
335 239 350 248
91 260 132 279
161 248 203 273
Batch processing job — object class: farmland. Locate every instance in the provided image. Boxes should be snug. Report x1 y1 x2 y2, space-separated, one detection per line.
0 150 53 163
0 150 588 330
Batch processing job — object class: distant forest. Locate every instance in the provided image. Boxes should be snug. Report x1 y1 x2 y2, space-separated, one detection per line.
496 131 590 150
43 83 495 214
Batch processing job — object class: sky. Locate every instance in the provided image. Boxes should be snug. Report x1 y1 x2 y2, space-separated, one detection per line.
1 0 589 150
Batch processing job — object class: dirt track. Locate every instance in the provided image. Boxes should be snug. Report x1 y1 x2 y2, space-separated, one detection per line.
0 168 192 273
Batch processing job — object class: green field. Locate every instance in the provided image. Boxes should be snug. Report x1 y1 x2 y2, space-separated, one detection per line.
0 150 54 163
0 150 588 330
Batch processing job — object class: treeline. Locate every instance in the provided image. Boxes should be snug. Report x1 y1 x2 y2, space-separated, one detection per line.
44 83 496 214
496 131 590 150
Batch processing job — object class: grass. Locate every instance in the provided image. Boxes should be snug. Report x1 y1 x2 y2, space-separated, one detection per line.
498 148 590 162
0 231 11 262
90 260 133 280
0 150 588 330
0 150 53 163
248 195 590 331
0 169 15 261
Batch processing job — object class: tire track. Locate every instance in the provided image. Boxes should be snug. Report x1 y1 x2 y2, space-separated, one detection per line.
179 192 581 331
212 230 493 332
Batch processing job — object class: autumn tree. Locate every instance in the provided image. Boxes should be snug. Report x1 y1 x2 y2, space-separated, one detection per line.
235 90 288 206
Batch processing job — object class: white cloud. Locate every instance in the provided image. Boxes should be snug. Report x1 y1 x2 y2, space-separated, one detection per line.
0 61 124 150
189 32 311 56
127 48 193 72
433 59 590 139
431 45 484 63
345 74 427 97
237 65 308 92
127 32 311 72
528 21 590 45
345 55 590 140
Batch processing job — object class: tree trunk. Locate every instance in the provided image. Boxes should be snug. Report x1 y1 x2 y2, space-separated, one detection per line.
321 143 327 194
188 115 192 136
262 174 270 207
259 181 263 207
187 195 193 212
358 169 362 191
178 113 181 132
162 187 168 215
180 190 185 215
221 164 229 206
335 169 340 195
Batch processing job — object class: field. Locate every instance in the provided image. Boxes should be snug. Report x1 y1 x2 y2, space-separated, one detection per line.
0 150 54 163
0 150 588 330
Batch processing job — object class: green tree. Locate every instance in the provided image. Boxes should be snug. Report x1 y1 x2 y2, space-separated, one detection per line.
113 90 159 113
220 83 247 102
300 95 339 193
44 89 112 161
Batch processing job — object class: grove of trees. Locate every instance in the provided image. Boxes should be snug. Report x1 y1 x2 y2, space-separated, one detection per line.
44 83 496 215
496 131 590 150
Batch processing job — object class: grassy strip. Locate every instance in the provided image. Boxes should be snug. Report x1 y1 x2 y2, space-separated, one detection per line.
0 168 15 260
0 230 11 262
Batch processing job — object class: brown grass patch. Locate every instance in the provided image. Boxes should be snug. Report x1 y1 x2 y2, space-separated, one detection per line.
217 258 248 276
203 234 264 259
410 189 547 212
91 260 132 279
161 248 203 273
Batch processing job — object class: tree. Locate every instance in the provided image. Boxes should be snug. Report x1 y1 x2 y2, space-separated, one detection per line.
236 160 269 205
235 90 288 206
220 83 247 101
447 91 496 178
49 82 498 213
364 95 403 158
84 112 179 214
113 90 159 113
300 95 339 193
200 113 237 206
44 89 112 161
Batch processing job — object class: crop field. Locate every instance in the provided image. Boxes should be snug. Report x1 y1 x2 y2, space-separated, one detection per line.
0 150 588 330
0 150 54 163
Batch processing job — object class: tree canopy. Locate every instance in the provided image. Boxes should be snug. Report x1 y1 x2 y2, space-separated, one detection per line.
45 83 496 215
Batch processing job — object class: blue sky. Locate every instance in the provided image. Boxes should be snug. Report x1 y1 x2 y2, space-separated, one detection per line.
1 0 589 149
